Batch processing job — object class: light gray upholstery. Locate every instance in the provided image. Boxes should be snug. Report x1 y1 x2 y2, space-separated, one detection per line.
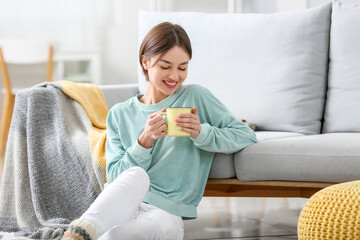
209 153 236 178
208 131 304 178
255 131 304 142
322 1 360 133
234 133 360 182
138 3 331 135
99 84 139 109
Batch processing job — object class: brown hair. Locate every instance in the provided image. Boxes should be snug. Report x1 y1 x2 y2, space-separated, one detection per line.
139 22 192 81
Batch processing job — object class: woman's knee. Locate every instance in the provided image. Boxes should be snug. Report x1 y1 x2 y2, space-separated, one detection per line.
127 166 150 187
112 166 150 197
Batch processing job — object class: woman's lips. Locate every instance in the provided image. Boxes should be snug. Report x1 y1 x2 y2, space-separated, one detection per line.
163 80 178 88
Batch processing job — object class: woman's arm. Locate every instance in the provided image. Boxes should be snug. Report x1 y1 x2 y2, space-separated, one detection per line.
192 118 257 154
186 85 258 154
106 107 167 184
106 119 152 184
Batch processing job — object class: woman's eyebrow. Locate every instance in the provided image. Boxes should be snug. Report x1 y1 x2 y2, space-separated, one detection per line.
160 59 189 65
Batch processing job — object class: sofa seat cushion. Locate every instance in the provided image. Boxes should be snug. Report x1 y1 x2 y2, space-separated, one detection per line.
208 131 304 178
209 153 236 178
234 133 360 182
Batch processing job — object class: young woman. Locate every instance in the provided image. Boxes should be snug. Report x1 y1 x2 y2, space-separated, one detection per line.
62 22 257 240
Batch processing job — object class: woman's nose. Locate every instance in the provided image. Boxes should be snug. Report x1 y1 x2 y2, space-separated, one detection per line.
169 69 180 81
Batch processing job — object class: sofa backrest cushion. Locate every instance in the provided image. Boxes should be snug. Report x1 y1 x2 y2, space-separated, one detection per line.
138 3 331 135
322 1 360 133
99 84 139 108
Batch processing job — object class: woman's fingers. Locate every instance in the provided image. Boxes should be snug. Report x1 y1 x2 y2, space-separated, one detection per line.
177 122 196 129
143 109 167 140
191 106 197 115
175 110 201 139
175 115 199 125
149 116 166 133
148 110 166 126
177 113 197 120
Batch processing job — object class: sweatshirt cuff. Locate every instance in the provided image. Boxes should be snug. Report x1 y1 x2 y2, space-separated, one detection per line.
191 123 210 145
131 139 152 159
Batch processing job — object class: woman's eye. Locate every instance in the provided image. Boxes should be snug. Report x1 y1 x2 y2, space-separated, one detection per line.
160 66 169 70
178 68 186 71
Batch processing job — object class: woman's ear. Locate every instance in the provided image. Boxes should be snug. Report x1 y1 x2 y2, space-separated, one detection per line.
141 55 148 70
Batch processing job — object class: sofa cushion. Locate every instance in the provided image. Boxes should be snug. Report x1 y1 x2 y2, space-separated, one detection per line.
208 131 303 178
99 84 139 108
138 3 331 135
322 1 360 133
208 153 236 178
255 131 304 142
234 133 360 182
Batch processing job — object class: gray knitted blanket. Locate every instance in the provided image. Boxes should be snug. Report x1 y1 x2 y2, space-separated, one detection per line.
0 83 107 239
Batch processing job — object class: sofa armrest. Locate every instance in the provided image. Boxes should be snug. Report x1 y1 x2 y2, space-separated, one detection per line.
99 83 139 109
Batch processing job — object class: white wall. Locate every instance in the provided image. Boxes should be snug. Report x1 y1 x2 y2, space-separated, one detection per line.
102 0 148 84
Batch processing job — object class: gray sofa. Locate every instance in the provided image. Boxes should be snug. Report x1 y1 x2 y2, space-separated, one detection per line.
100 1 360 197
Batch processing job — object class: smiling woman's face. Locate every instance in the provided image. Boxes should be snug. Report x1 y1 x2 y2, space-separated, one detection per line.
142 45 190 102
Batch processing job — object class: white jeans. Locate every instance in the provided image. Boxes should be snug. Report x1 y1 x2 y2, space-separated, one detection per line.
80 166 184 240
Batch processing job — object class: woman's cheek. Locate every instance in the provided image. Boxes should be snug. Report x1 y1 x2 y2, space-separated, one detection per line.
181 72 188 80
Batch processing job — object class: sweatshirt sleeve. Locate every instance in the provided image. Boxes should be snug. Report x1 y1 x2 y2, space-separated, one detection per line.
190 85 258 154
105 108 152 183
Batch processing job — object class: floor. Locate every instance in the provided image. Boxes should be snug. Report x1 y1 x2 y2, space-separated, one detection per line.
183 197 307 240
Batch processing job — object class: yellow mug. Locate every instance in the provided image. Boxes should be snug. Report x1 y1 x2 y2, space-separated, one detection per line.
160 107 192 137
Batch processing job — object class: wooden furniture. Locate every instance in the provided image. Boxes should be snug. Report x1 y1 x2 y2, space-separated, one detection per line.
54 50 101 85
0 41 54 159
204 178 335 198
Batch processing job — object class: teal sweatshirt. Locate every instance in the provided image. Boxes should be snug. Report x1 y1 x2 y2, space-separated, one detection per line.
106 84 258 219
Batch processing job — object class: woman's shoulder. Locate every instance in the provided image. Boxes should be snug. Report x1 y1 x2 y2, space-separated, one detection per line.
108 97 137 115
182 84 215 100
183 84 211 94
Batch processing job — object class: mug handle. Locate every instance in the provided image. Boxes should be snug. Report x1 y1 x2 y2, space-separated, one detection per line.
159 112 168 133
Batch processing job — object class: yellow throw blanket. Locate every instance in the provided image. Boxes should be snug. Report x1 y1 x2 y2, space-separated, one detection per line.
60 80 108 171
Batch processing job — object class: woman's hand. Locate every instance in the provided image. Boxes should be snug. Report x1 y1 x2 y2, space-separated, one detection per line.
175 106 201 139
138 108 167 148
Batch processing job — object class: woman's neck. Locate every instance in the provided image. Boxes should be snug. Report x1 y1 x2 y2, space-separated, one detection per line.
139 88 167 105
